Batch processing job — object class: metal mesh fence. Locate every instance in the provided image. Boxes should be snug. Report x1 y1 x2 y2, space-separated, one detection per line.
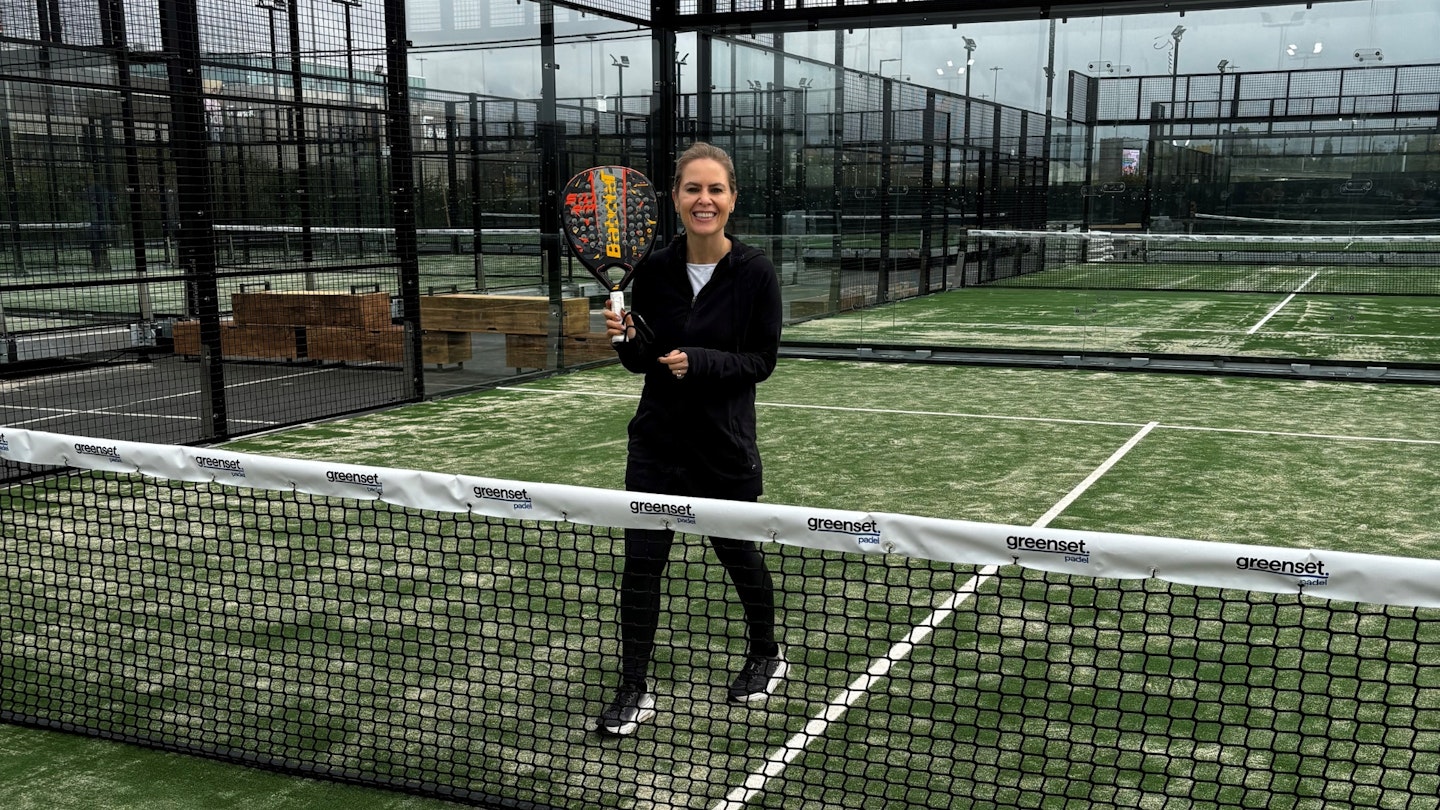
1 0 417 445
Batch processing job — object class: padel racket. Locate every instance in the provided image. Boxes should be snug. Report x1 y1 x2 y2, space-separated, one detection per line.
561 166 660 343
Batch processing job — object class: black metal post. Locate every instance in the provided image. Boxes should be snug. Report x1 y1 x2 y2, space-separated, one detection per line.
539 2 564 368
1042 17 1057 228
469 93 485 290
768 36 784 260
333 0 360 209
285 0 315 276
651 13 679 239
99 0 149 307
878 77 893 304
829 29 845 312
696 33 713 142
1 72 24 277
256 2 286 175
161 0 227 438
382 0 421 399
920 90 935 295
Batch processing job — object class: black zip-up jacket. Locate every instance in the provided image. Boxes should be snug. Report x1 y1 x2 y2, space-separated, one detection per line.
615 234 782 500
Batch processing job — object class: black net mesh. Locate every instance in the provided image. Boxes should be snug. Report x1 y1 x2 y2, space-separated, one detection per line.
4 446 1440 809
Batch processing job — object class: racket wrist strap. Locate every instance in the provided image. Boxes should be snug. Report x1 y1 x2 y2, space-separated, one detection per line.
626 312 655 345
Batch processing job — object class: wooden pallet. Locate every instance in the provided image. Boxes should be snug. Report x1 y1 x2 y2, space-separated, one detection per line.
420 294 589 336
232 291 391 329
504 332 614 369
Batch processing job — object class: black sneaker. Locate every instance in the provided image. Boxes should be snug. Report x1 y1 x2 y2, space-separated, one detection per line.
597 680 656 736
727 647 788 703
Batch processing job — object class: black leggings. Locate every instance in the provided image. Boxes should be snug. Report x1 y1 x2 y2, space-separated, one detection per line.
618 527 778 685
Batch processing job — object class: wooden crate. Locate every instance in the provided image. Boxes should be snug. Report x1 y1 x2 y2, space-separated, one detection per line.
505 332 615 369
423 331 472 365
171 318 203 355
172 319 299 359
233 291 391 329
307 325 404 363
231 292 304 325
420 294 589 336
790 291 868 319
230 324 300 358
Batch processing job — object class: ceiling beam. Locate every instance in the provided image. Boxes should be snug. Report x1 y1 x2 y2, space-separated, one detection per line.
669 0 1348 35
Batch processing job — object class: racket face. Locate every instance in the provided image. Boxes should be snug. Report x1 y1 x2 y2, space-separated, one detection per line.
561 166 659 291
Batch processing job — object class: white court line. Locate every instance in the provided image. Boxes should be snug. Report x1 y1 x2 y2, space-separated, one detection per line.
496 387 1141 430
0 367 344 428
1246 271 1319 335
713 421 1161 810
496 386 1440 446
1163 423 1440 446
1 405 275 429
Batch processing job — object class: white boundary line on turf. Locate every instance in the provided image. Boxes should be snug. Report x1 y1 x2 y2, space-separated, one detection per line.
0 367 342 428
496 387 1140 429
1247 271 1319 335
495 386 1440 446
713 421 1160 810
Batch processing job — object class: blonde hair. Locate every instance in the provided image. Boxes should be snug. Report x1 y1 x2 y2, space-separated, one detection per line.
673 142 738 194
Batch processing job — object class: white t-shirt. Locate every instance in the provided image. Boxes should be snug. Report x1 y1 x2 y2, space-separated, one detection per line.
686 262 718 298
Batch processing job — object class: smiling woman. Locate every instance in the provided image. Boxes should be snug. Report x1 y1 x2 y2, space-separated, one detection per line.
672 144 737 251
597 140 788 736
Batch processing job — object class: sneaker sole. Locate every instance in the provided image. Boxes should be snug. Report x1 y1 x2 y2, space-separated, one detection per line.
599 707 656 736
729 659 789 703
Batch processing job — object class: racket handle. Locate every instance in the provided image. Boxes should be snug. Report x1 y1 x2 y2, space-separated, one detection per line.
610 290 626 344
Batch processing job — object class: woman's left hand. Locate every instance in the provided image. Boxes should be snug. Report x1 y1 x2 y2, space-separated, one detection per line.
659 350 689 380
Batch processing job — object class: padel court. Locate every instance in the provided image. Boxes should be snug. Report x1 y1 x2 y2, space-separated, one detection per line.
6 361 1437 809
782 284 1440 364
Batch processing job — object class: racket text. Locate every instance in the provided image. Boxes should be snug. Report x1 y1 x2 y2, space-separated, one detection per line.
602 173 622 258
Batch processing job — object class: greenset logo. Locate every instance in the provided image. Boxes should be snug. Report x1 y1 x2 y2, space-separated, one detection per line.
631 500 696 525
1006 534 1089 563
1237 556 1329 586
474 485 533 511
808 516 880 548
326 469 384 494
195 455 247 478
74 442 121 462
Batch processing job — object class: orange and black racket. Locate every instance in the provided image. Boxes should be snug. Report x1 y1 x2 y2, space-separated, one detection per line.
561 166 659 343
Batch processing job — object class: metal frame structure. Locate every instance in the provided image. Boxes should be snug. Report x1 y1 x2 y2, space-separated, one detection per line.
1068 61 1440 229
522 0 1359 33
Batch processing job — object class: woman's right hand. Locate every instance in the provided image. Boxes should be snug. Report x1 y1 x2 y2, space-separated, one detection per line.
604 298 627 341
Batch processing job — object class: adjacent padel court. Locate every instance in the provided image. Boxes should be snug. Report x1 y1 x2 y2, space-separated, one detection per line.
5 362 1438 809
783 285 1440 362
785 230 1440 364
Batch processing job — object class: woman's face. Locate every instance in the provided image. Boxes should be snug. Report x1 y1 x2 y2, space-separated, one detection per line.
674 158 735 238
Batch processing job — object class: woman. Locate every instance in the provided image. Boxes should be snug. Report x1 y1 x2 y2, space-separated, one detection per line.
597 142 785 737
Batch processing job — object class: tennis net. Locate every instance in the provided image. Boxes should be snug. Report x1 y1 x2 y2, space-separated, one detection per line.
3 427 1439 809
969 229 1440 296
1192 213 1440 238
